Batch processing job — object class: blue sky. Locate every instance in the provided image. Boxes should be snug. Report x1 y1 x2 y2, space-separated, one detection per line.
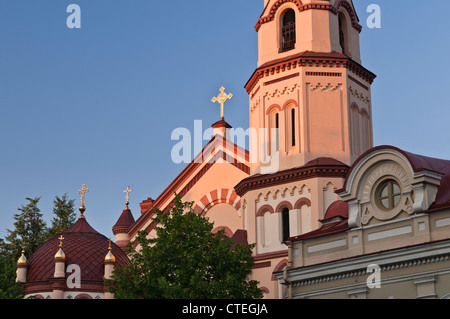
1 0 449 240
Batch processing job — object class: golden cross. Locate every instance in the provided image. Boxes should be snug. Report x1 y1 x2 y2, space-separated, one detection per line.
78 184 89 207
124 186 133 205
58 235 64 248
211 86 233 121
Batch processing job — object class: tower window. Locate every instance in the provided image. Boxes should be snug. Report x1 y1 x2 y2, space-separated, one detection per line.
338 12 349 56
282 207 290 242
275 112 280 151
291 108 296 147
268 109 280 156
281 9 296 52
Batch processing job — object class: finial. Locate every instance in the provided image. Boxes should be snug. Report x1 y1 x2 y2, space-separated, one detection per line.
55 235 66 260
17 243 27 265
78 184 89 219
123 186 133 209
105 238 116 263
211 86 233 121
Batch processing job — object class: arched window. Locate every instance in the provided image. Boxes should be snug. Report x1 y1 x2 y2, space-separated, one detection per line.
338 12 349 56
267 107 281 156
350 104 360 156
281 207 290 242
275 112 280 152
269 110 280 153
285 105 296 150
291 108 296 147
281 9 296 52
361 110 370 152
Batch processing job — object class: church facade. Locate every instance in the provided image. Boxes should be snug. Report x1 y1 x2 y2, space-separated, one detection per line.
113 0 379 299
17 0 450 299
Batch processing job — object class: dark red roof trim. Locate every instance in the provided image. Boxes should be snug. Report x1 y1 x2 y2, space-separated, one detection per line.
245 51 376 94
235 158 349 197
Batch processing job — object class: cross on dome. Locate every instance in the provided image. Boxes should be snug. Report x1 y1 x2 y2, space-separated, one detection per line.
78 184 89 219
123 186 132 208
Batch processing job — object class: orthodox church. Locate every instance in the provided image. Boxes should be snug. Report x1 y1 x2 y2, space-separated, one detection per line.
113 0 377 299
15 0 450 299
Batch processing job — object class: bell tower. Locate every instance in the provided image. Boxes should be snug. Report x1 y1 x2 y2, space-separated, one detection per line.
246 0 376 175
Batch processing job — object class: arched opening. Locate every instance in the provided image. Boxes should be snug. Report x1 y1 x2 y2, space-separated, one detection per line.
291 108 296 147
268 110 280 155
281 9 296 52
281 207 290 242
350 104 360 156
285 106 296 150
338 12 349 56
361 110 371 153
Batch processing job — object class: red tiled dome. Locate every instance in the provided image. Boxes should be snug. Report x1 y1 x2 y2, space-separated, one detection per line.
26 218 130 283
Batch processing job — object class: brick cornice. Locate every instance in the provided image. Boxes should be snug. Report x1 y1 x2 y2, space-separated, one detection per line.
235 160 349 197
245 51 376 94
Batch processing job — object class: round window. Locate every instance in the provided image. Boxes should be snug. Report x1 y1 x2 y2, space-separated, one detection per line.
377 179 401 210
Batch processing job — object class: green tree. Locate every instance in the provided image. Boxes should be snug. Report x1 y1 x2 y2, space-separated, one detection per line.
4 197 47 261
106 195 263 299
46 193 76 239
0 239 23 299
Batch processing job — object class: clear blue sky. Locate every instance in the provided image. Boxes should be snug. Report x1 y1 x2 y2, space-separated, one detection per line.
1 0 449 240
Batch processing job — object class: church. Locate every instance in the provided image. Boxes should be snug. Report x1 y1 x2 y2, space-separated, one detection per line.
15 0 450 299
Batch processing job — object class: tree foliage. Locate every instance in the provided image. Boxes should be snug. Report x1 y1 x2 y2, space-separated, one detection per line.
4 197 46 261
106 195 263 299
0 240 23 299
47 193 76 239
0 194 76 299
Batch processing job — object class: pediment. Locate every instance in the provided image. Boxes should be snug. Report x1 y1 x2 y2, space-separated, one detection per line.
338 146 444 227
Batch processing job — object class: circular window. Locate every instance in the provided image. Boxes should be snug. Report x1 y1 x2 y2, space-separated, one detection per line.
376 179 401 210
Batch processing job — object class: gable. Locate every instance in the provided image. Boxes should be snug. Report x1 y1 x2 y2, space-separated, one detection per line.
128 133 250 238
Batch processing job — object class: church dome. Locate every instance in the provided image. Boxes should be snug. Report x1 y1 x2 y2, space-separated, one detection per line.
23 217 130 297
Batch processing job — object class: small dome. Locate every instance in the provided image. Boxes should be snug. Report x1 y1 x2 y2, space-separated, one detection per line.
104 250 116 263
104 239 116 263
17 250 27 265
54 248 65 260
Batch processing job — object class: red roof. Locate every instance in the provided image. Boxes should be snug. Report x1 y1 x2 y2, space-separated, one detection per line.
26 218 130 283
289 219 349 242
322 201 349 221
112 207 135 235
400 149 450 210
289 200 350 242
